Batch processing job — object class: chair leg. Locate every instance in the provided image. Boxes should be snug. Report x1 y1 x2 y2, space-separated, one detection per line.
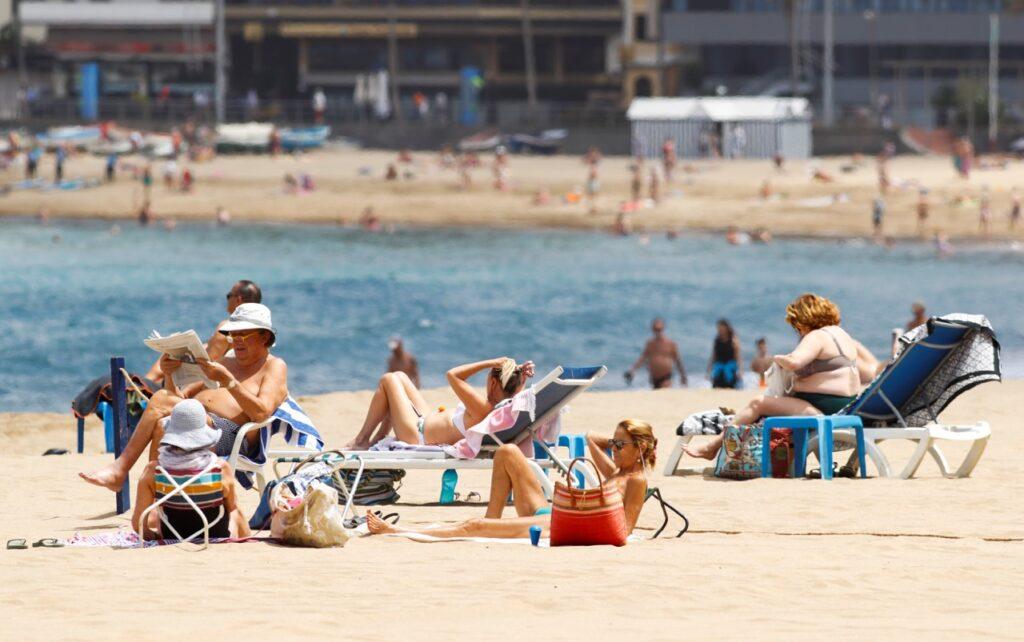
899 436 934 479
954 434 989 478
76 416 85 454
662 436 691 477
819 421 833 480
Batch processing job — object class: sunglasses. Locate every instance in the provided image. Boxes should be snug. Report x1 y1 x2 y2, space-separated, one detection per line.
226 331 261 343
608 438 635 450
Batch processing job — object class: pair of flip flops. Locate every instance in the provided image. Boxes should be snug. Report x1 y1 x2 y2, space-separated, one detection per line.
807 463 858 479
6 538 63 550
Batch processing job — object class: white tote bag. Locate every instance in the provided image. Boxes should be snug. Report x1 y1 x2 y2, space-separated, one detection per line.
763 364 795 398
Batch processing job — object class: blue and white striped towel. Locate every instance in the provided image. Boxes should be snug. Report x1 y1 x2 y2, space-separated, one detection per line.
236 396 323 487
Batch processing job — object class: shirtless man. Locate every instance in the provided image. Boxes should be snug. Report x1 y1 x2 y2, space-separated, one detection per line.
145 280 262 382
386 336 420 388
749 337 772 386
906 301 927 331
625 318 687 389
80 303 288 492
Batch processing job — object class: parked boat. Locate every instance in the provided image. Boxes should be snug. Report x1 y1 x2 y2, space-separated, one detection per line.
36 126 103 150
280 125 330 152
215 122 273 153
506 129 567 155
457 129 502 152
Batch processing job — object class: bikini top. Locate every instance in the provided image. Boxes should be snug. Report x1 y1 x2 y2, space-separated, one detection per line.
795 328 857 378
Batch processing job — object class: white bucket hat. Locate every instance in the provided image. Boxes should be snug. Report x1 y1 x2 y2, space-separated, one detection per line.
218 302 276 346
159 399 221 451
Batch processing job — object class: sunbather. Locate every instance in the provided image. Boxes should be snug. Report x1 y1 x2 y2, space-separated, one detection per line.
345 357 535 450
80 303 288 492
132 399 251 540
686 293 878 460
366 419 654 539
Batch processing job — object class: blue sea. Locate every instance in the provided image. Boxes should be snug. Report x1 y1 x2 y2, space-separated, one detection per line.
0 219 1019 412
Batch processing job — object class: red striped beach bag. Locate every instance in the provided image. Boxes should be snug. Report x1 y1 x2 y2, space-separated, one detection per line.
550 458 628 547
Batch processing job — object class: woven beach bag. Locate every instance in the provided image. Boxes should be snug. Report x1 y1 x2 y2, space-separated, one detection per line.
550 458 628 547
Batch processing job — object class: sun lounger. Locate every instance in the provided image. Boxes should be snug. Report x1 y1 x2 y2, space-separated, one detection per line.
272 366 608 499
137 458 226 550
663 315 1000 478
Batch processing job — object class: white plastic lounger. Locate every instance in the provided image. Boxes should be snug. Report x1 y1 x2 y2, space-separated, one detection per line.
663 315 1000 479
273 365 608 497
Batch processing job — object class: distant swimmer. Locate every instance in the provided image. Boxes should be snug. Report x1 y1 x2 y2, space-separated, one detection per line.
934 231 955 257
625 318 687 389
725 226 750 245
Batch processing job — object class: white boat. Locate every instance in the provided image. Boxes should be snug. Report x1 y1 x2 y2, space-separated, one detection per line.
216 122 273 152
36 126 103 150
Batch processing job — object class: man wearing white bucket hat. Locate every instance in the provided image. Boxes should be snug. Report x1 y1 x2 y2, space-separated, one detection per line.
130 399 250 540
81 303 289 492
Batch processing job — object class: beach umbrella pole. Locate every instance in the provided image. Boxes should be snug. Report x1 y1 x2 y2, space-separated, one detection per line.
110 357 131 514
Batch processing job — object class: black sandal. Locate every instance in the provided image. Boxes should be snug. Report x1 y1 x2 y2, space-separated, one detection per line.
31 538 64 548
6 539 27 550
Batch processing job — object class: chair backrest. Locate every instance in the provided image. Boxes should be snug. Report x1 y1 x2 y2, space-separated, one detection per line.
484 365 607 446
154 466 225 510
846 320 970 426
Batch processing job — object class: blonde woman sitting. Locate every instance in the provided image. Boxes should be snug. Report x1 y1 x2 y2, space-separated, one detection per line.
345 357 534 450
686 293 878 460
366 419 656 539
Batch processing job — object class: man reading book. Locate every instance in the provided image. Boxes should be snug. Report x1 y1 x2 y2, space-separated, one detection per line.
80 303 288 493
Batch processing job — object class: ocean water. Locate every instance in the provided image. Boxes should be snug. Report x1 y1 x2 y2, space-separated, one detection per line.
0 219 1019 412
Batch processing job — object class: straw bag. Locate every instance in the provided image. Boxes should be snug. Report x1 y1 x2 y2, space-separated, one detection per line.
270 480 350 548
550 458 628 547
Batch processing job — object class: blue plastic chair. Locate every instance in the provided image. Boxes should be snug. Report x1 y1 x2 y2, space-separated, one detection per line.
761 320 973 479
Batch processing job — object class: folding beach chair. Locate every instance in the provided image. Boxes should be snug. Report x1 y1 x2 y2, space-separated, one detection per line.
663 315 1000 479
137 459 226 550
225 396 324 493
273 366 608 500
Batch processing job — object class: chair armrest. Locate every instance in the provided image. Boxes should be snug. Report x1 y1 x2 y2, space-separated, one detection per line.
226 417 274 467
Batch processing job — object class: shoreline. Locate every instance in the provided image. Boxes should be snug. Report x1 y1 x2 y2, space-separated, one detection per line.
7 211 1024 247
3 149 1024 242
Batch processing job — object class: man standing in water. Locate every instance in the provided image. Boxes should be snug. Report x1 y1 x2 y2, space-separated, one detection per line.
625 318 687 389
386 336 420 388
906 301 927 331
749 337 772 387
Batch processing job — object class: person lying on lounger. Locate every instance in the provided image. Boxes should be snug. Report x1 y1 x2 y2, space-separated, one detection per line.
685 293 880 461
132 399 251 540
365 419 655 540
80 303 288 492
345 357 535 450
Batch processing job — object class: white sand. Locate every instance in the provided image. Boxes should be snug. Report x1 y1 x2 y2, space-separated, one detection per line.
1 381 1021 640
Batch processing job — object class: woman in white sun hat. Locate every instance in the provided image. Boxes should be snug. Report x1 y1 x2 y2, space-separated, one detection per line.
81 303 289 494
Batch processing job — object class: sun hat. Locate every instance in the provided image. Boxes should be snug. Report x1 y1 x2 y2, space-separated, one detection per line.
218 302 276 346
159 399 221 451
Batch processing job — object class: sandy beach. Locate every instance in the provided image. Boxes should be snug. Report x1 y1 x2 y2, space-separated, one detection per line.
5 148 1024 241
1 381 1021 640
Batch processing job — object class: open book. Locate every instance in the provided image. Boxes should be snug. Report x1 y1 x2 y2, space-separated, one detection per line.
144 330 219 390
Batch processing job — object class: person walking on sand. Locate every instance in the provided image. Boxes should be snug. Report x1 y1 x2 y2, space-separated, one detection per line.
872 197 886 238
916 189 930 235
750 337 772 387
661 137 676 182
585 165 600 214
979 187 992 236
648 166 661 204
625 318 687 389
54 145 66 183
386 336 420 388
630 156 644 203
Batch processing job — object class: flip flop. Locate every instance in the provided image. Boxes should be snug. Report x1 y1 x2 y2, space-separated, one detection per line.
42 448 69 456
31 538 64 548
6 539 27 550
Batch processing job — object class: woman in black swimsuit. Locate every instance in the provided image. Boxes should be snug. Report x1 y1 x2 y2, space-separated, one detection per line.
707 319 742 388
686 293 874 461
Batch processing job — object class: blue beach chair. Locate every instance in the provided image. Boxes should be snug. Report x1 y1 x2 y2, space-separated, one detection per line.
665 315 999 479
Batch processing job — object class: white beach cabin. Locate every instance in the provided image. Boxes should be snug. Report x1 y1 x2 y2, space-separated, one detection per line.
627 96 812 160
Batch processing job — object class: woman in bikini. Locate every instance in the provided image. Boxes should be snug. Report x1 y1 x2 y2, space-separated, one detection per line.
686 293 879 460
365 419 655 539
345 357 534 450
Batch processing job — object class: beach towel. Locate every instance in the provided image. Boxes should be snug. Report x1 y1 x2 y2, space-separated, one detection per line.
447 387 562 459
